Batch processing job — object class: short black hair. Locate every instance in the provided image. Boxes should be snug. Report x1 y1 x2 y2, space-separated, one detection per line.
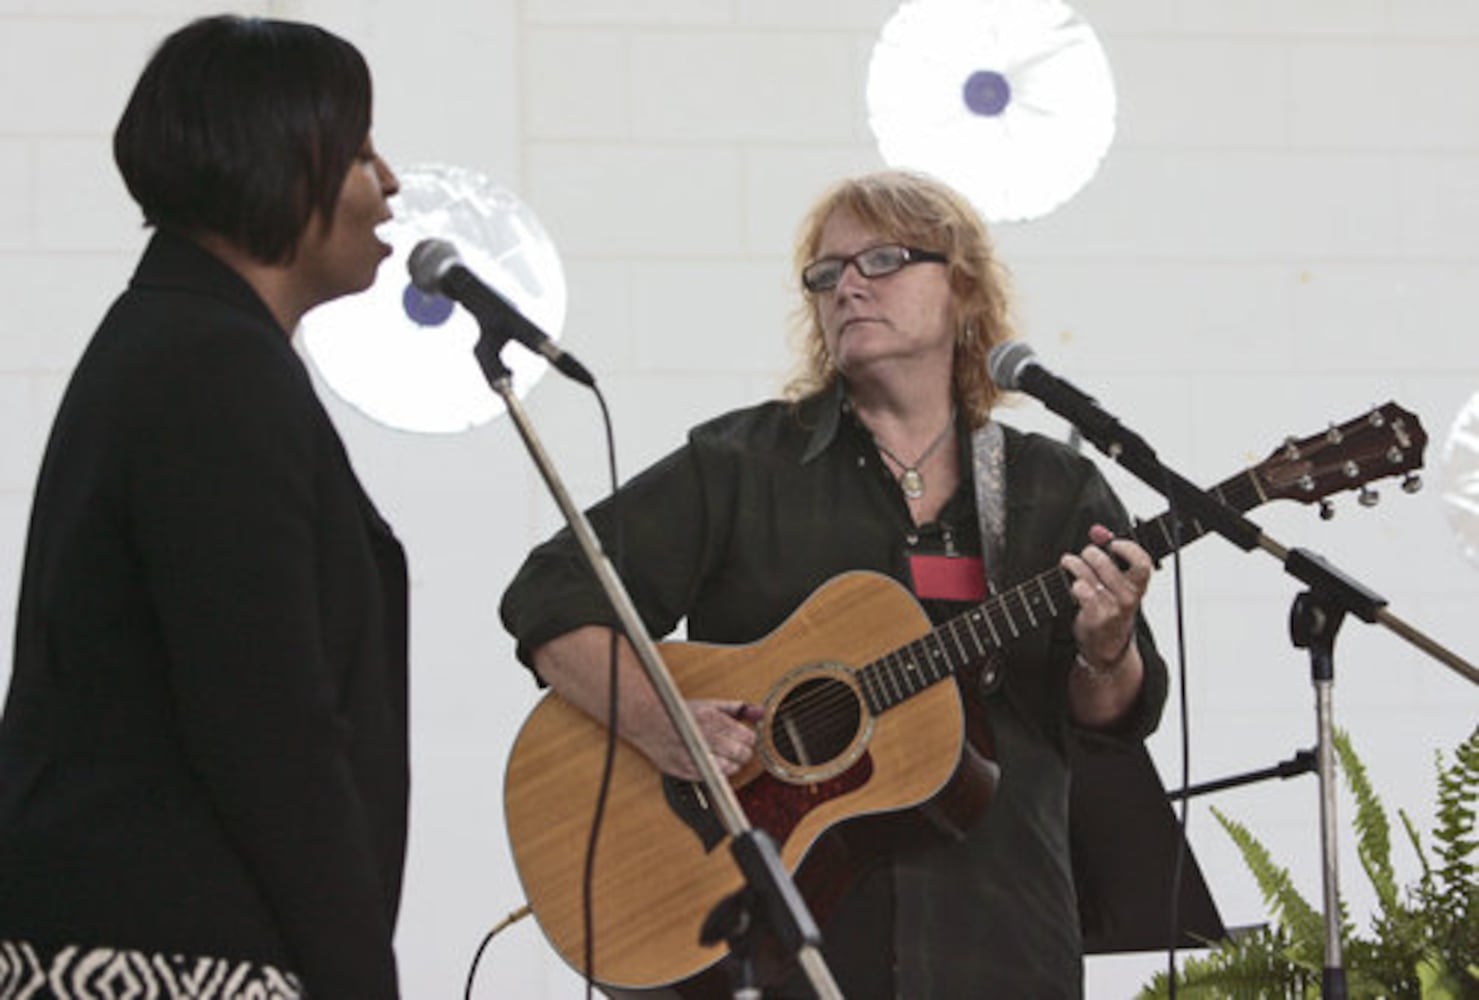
114 15 372 264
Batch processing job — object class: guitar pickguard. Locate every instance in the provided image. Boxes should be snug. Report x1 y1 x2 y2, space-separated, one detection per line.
740 755 873 846
661 754 876 854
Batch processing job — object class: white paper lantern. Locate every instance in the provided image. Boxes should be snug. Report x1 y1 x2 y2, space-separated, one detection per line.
1441 390 1479 572
300 164 567 434
867 0 1117 222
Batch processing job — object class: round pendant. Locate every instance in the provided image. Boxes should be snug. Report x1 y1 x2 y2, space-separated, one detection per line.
899 468 925 500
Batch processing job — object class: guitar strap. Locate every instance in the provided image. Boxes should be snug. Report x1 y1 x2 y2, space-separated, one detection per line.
968 418 1008 592
967 419 1009 699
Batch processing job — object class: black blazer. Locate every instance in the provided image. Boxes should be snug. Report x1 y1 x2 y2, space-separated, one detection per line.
0 231 410 998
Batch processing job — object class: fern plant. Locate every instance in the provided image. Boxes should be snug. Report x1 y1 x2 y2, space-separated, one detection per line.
1138 724 1478 999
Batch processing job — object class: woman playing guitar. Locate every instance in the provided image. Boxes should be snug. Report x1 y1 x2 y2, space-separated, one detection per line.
501 170 1165 999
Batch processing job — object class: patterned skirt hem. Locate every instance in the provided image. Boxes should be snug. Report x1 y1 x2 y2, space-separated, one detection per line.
0 939 303 999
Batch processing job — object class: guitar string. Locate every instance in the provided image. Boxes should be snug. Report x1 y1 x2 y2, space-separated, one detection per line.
801 567 1063 700
773 567 1078 726
767 476 1266 737
785 456 1411 744
789 439 1416 734
772 557 1090 726
763 429 1394 737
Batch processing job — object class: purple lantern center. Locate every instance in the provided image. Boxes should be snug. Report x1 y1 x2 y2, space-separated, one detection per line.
962 69 1011 117
402 283 455 327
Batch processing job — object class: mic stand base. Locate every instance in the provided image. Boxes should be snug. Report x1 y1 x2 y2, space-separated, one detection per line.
700 830 830 999
700 890 764 1000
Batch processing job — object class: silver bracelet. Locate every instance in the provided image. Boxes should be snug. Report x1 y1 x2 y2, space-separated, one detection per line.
1074 632 1135 677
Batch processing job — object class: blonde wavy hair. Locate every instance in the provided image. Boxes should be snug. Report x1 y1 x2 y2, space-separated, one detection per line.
784 170 1017 428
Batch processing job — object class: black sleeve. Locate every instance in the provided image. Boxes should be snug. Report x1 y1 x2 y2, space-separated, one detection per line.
499 431 735 679
1003 431 1169 748
1071 463 1170 746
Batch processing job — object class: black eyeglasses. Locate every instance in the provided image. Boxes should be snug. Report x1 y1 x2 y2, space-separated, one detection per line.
801 244 948 293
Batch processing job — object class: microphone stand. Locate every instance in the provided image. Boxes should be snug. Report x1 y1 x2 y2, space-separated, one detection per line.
1057 407 1477 1000
475 336 840 1000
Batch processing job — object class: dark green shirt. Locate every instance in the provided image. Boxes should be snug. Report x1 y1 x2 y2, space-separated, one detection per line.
501 387 1167 998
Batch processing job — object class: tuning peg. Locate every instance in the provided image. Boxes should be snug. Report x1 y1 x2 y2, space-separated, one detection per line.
1358 486 1380 507
1402 473 1422 494
1319 499 1336 520
1325 423 1344 445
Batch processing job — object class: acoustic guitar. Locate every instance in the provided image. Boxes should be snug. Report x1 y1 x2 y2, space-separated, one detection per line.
504 403 1426 994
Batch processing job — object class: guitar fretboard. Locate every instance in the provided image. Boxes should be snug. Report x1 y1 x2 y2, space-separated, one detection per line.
854 468 1266 716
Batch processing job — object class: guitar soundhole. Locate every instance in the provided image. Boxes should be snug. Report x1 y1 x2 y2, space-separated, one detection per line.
771 676 861 770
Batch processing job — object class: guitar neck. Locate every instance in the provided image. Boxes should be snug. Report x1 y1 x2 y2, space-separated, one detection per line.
854 467 1265 716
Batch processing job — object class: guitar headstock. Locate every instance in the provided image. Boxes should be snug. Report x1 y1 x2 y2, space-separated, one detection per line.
1254 402 1427 514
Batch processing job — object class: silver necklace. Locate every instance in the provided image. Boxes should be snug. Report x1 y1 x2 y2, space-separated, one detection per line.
872 411 955 500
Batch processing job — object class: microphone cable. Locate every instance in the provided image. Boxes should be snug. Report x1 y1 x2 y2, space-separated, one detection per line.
583 383 624 1000
1063 405 1194 998
460 379 622 999
1163 466 1191 1000
463 904 533 999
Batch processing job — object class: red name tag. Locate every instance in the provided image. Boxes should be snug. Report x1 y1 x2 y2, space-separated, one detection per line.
909 554 987 602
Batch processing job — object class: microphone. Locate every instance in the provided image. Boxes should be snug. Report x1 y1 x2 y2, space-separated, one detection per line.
407 238 594 387
987 341 1151 461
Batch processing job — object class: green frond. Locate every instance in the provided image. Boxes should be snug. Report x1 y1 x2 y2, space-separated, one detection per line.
1426 725 1479 983
1334 728 1398 914
1211 807 1325 962
1430 727 1478 909
1137 924 1320 1000
1146 728 1479 1000
1343 935 1421 996
1415 951 1473 1000
1399 806 1433 888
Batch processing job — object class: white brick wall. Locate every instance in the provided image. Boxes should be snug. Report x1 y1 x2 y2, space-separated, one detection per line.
2 2 1476 997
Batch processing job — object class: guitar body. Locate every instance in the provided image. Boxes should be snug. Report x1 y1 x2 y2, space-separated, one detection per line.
504 571 973 994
